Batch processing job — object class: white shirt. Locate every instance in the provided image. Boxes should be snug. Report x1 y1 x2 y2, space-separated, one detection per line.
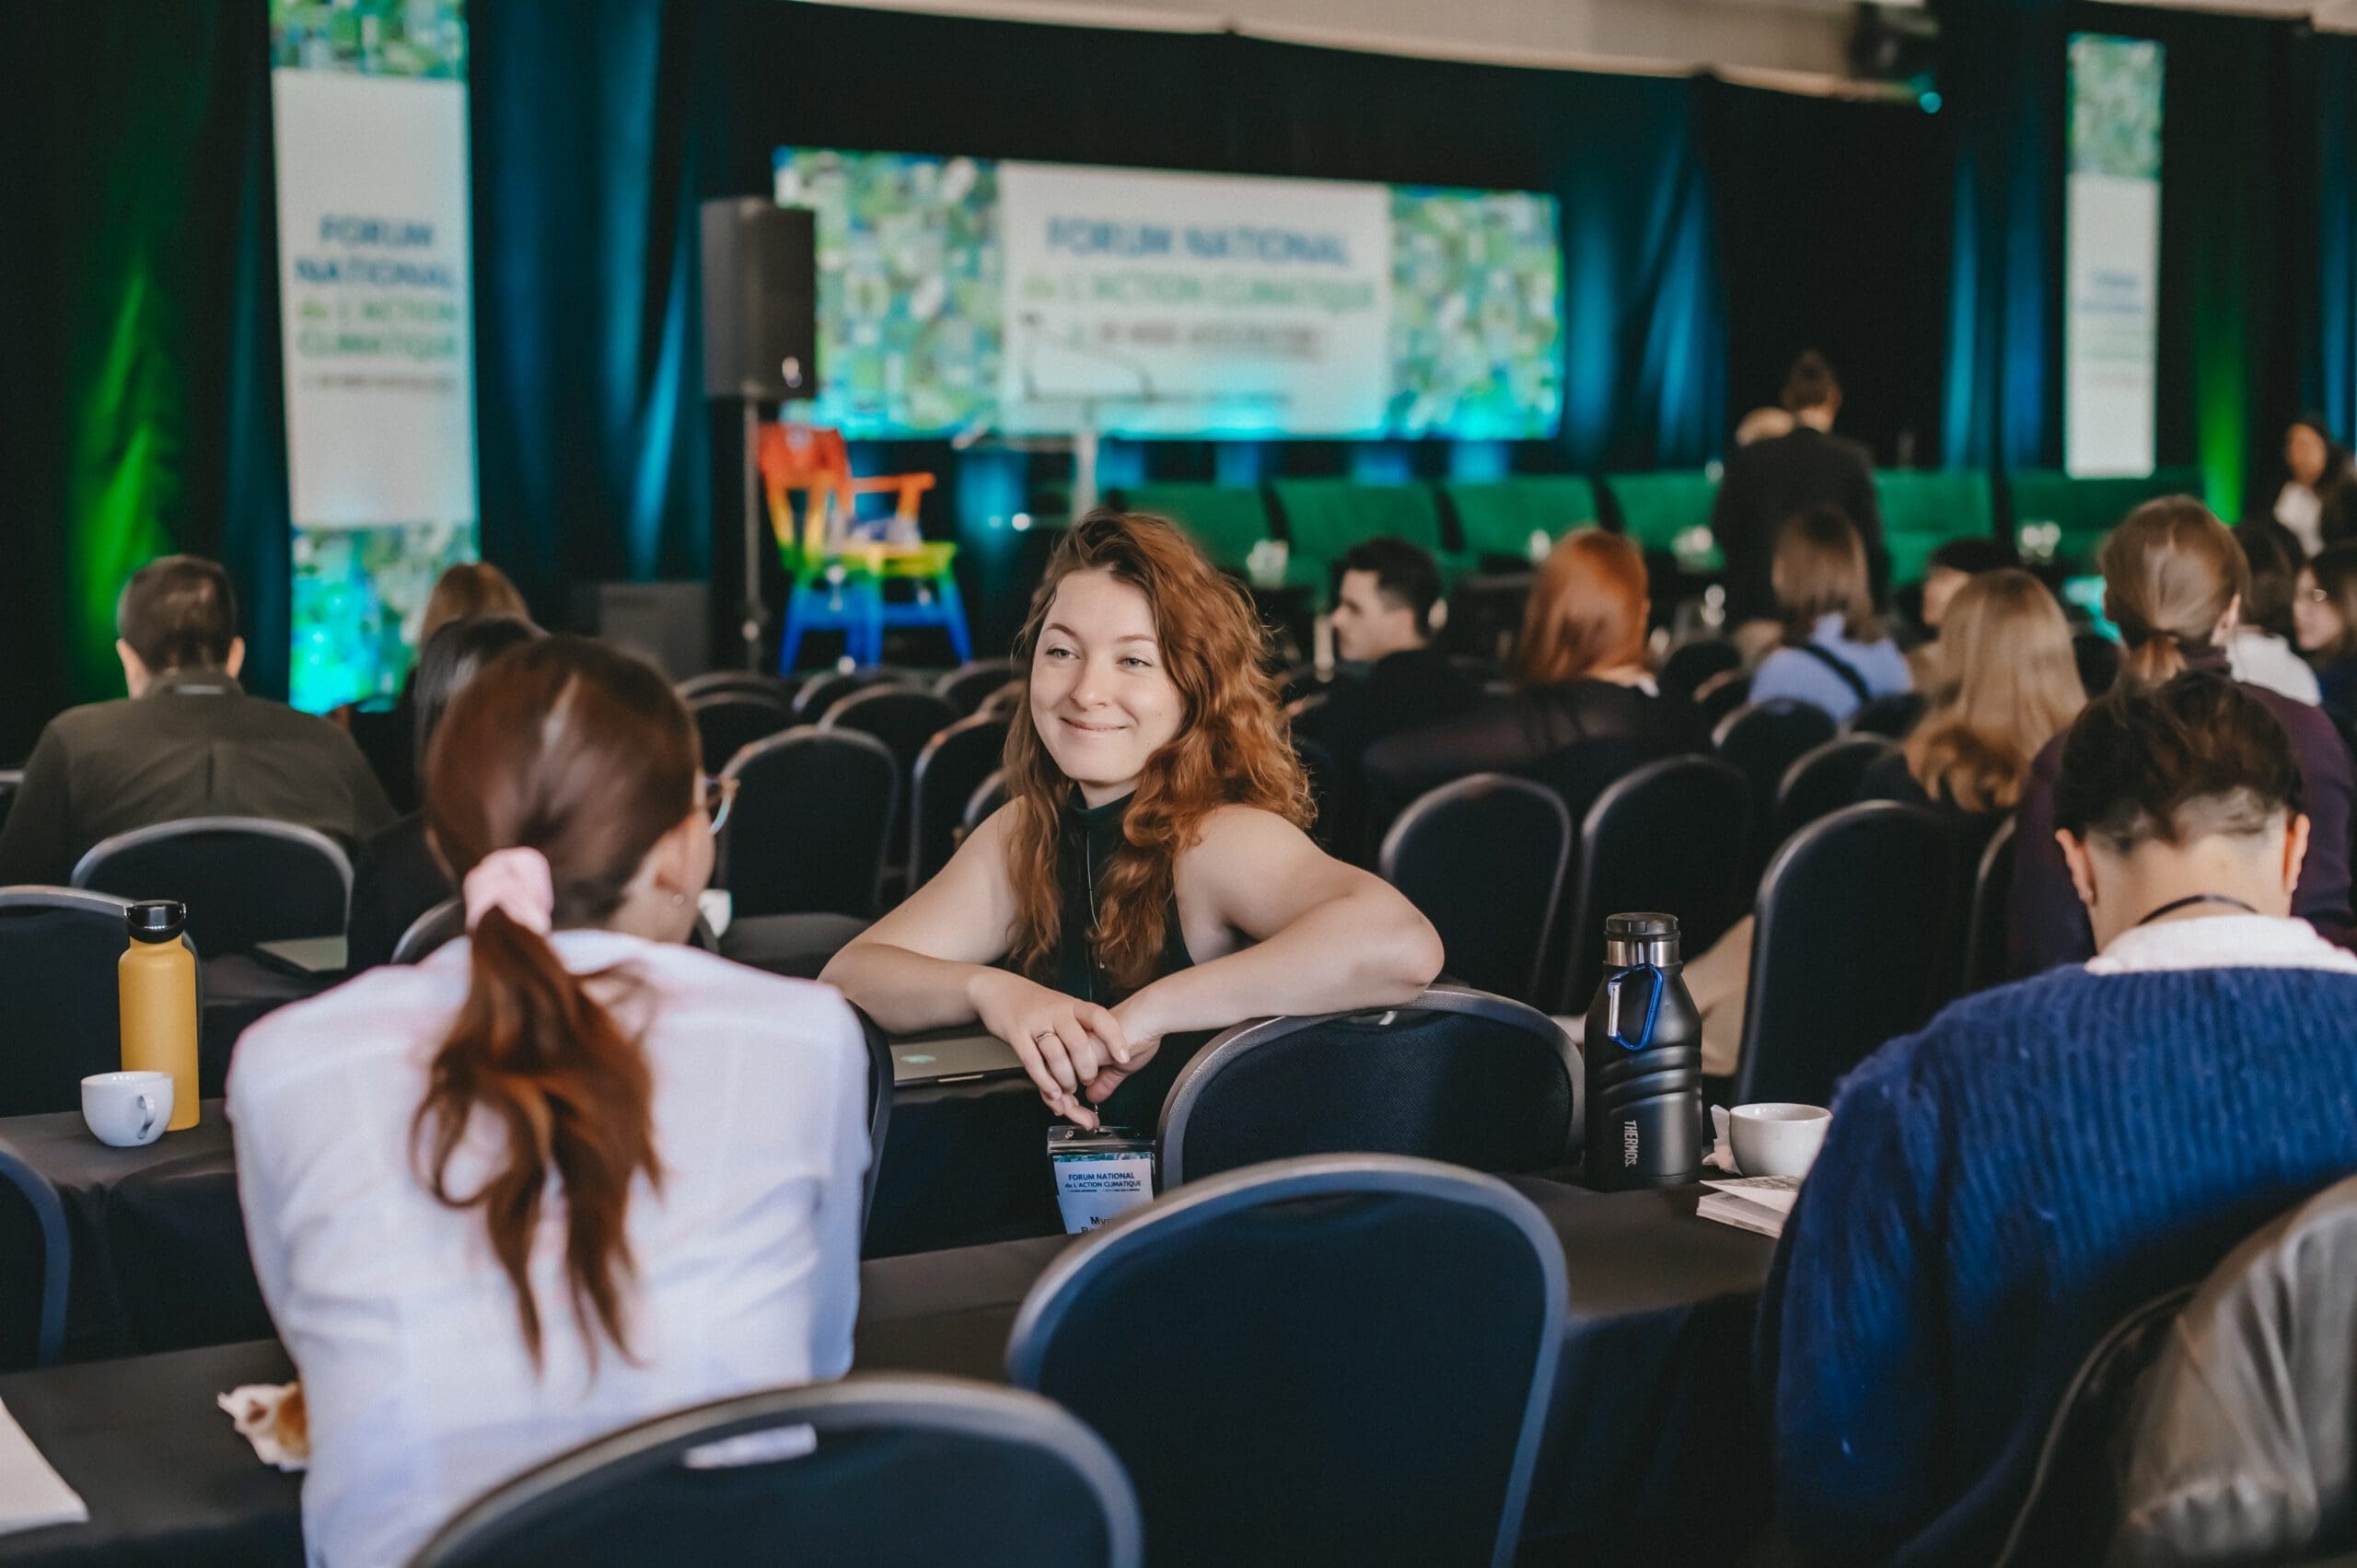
2276 482 2325 558
2226 626 2323 705
2085 911 2357 976
227 931 869 1568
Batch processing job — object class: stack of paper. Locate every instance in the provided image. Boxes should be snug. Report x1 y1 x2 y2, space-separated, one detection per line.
0 1399 87 1539
1698 1175 1802 1240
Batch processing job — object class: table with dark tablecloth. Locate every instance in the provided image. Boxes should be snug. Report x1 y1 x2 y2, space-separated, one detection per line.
0 1177 1775 1566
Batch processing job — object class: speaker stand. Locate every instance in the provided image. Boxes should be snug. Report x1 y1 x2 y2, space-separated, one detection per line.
737 399 767 671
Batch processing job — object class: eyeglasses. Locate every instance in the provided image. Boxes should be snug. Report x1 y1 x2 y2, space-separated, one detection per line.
701 773 739 837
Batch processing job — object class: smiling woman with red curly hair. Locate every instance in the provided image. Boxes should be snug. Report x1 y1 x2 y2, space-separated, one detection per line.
823 510 1443 1126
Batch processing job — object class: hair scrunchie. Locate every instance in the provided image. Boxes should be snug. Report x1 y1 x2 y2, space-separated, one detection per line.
462 846 554 935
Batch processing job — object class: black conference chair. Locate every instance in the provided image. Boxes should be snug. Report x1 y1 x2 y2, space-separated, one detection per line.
1378 775 1571 1003
73 817 354 958
1659 638 1741 704
0 887 205 1116
0 770 21 839
823 686 960 873
720 730 900 919
1736 802 1967 1108
677 670 799 707
910 715 1008 887
1769 734 1895 852
0 1141 67 1368
409 1375 1143 1568
1293 731 1349 854
935 658 1021 715
686 691 794 773
1714 700 1839 883
977 681 1027 722
1007 1155 1563 1568
391 897 465 966
1556 755 1751 1014
1157 987 1578 1186
791 667 906 722
1960 816 2017 996
2073 632 2122 699
1845 691 1927 739
105 1156 269 1353
964 769 1010 834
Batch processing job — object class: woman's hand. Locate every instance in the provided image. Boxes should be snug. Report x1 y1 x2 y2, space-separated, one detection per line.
1079 986 1172 1112
967 969 1131 1129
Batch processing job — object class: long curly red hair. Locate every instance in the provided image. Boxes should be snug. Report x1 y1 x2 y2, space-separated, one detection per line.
1002 510 1310 991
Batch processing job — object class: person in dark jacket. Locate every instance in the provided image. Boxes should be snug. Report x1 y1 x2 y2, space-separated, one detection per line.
1711 350 1888 624
1364 529 1695 851
0 556 394 885
1293 538 1480 857
1763 673 2357 1566
2008 498 2356 976
2293 541 2357 725
344 615 541 970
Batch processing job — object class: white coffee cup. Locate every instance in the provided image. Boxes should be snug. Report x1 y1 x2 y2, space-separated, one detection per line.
1729 1102 1830 1179
83 1071 175 1148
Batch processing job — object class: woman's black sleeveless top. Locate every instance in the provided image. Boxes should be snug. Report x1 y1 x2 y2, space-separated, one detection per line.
1049 791 1198 1126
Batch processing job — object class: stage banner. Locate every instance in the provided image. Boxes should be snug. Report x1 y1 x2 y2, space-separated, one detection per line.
773 147 1562 442
995 162 1392 436
269 2 476 712
2065 34 2163 478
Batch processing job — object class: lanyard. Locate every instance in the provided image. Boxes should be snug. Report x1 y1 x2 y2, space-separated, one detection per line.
2132 893 2258 928
1603 964 1665 1052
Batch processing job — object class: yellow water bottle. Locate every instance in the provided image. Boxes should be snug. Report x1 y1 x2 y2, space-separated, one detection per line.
120 900 199 1132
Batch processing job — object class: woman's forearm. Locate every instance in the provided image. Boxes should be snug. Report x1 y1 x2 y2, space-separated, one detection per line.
818 942 992 1034
1129 892 1442 1039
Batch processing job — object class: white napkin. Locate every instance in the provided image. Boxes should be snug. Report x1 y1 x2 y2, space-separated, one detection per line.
1704 1104 1739 1173
0 1397 87 1538
218 1383 308 1472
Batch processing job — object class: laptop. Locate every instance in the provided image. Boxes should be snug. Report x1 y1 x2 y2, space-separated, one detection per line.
889 1028 1027 1087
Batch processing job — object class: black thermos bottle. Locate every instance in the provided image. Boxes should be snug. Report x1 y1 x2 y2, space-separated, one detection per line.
1582 912 1703 1191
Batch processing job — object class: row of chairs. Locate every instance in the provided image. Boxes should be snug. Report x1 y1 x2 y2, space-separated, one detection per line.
411 1150 1564 1568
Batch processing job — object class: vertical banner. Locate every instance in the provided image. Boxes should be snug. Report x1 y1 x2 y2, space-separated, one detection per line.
269 2 476 711
2065 34 2164 478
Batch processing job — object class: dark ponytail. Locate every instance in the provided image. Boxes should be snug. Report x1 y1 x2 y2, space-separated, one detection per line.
412 636 699 1365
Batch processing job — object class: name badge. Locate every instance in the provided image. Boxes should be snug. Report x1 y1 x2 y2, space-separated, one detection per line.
1048 1125 1157 1234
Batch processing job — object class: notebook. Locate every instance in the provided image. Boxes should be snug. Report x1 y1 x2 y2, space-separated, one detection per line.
1697 1176 1801 1240
0 1399 87 1539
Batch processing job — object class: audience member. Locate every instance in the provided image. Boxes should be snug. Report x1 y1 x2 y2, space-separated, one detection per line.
1360 529 1698 852
418 560 529 645
1915 535 2018 637
1859 568 2083 828
1747 507 1911 723
2226 517 2321 703
0 556 393 884
344 615 542 970
2293 541 2357 723
820 510 1443 1127
230 635 866 1568
1293 538 1480 842
2273 414 2357 557
1710 350 1887 623
1762 673 2357 1564
2009 498 2354 975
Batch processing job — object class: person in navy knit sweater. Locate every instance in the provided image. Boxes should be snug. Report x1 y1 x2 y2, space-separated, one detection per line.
1760 673 2357 1564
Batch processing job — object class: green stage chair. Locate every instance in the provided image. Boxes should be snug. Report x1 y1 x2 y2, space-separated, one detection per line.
1600 472 1722 571
2005 468 2206 574
1113 484 1275 575
1875 470 1997 587
1268 481 1449 602
1440 478 1600 572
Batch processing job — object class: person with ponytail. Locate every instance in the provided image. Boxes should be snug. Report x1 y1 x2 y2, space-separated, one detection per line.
2005 497 2355 975
822 510 1444 1128
228 636 868 1568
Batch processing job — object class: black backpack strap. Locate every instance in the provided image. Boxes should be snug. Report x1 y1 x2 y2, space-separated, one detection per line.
1793 641 1875 704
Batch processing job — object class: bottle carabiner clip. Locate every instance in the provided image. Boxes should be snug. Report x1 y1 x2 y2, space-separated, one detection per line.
1603 963 1664 1052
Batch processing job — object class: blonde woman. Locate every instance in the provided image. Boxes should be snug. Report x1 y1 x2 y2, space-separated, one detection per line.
1858 569 2083 822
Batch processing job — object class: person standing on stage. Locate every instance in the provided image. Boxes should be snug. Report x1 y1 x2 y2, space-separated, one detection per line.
1711 350 1887 628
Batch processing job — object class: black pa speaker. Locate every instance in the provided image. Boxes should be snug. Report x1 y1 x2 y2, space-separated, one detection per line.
701 199 816 401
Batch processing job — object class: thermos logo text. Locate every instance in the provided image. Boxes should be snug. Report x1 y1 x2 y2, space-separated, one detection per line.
1621 1121 1640 1167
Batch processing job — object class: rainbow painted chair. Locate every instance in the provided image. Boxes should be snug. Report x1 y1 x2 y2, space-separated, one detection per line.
759 423 968 670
